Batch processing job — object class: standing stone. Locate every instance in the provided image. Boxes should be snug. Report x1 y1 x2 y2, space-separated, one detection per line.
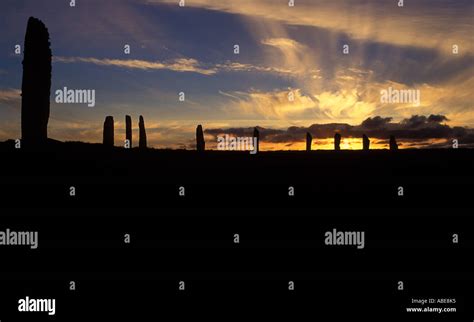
253 127 260 153
103 116 114 147
21 17 52 147
125 115 132 147
334 133 341 151
363 134 370 150
139 115 147 149
196 125 205 152
389 135 398 150
306 132 313 151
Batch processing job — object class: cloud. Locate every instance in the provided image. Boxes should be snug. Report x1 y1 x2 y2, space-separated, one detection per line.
262 37 305 51
401 115 449 129
204 114 474 149
219 84 380 123
428 115 449 123
215 62 294 75
54 56 296 77
145 1 474 132
0 88 21 102
361 116 393 129
259 37 316 76
218 58 473 127
54 56 219 75
315 89 378 121
220 89 321 120
150 0 474 54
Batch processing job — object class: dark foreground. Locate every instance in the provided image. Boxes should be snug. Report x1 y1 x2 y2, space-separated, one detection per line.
0 140 473 321
0 140 473 208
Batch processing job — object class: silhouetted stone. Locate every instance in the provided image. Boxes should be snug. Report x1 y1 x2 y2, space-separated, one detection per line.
306 132 313 151
103 116 114 147
21 17 52 147
390 135 398 150
334 133 341 150
253 127 260 153
363 134 370 150
196 125 205 152
125 115 132 147
139 115 147 149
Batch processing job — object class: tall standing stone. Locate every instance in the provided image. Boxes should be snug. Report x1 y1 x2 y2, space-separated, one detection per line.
363 134 370 150
21 17 52 147
139 115 147 149
125 115 132 148
306 132 313 151
334 133 341 151
253 127 260 153
196 125 205 152
389 135 398 150
103 116 114 147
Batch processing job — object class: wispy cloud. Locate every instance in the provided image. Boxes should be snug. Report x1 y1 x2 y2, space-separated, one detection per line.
54 56 219 75
262 38 305 51
0 88 21 102
260 38 314 75
219 65 474 127
221 89 320 120
216 62 294 75
54 56 297 76
150 0 474 54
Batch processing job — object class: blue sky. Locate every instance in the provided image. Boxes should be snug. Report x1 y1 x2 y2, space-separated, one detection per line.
1 0 473 148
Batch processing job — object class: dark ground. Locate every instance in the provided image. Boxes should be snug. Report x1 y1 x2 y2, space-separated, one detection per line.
0 140 473 208
0 140 473 321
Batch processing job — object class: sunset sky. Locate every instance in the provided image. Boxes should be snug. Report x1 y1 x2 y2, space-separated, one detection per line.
0 0 473 149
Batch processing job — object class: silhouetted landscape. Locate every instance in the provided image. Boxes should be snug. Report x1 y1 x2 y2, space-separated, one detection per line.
1 5 473 321
0 16 473 208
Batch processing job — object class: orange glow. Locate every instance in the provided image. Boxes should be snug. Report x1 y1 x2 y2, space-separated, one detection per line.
258 138 386 151
205 137 450 151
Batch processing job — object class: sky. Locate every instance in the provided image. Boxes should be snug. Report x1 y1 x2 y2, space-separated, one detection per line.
0 0 473 149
